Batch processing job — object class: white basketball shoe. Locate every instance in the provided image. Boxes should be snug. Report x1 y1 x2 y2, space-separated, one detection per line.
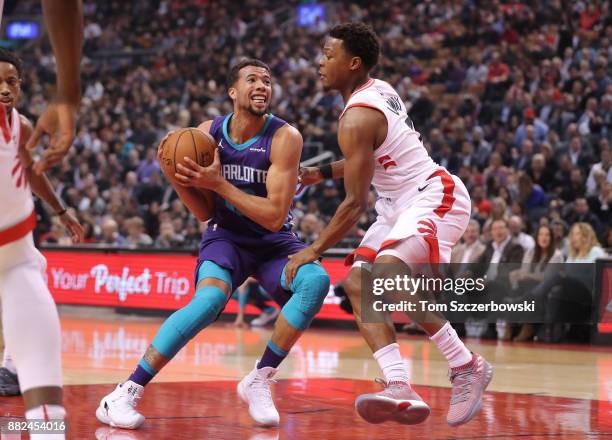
95 381 145 429
237 362 280 426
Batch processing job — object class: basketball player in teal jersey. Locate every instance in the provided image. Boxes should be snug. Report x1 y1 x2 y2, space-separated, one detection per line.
95 59 330 429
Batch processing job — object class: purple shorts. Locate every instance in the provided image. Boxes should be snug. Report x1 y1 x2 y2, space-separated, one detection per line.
196 225 306 306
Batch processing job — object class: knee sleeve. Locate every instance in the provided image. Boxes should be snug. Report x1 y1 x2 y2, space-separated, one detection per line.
152 262 231 358
280 263 330 331
0 263 62 392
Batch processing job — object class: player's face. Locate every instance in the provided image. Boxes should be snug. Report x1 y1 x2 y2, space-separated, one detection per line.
230 66 272 116
319 37 352 91
0 62 21 112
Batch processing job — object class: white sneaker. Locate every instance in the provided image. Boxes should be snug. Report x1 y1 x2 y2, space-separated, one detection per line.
251 308 279 327
95 381 145 429
237 363 280 426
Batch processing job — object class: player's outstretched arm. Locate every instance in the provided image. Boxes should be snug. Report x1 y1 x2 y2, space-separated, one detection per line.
27 0 84 173
299 160 346 187
18 116 84 243
42 0 83 105
285 107 380 284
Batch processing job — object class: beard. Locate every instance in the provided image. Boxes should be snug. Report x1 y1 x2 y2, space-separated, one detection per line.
247 103 269 116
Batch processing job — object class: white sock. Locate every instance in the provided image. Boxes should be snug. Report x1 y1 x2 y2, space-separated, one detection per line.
3 351 17 375
430 322 472 369
25 404 66 440
373 343 409 384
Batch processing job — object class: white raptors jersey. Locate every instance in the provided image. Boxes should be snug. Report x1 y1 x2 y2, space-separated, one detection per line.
340 78 440 199
0 106 34 231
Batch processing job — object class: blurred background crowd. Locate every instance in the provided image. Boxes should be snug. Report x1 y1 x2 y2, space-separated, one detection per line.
8 0 610 256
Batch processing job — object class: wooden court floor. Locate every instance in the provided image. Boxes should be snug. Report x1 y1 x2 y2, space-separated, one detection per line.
1 309 611 439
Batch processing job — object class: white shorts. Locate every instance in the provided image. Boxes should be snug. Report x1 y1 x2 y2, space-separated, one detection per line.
0 232 46 274
346 169 471 267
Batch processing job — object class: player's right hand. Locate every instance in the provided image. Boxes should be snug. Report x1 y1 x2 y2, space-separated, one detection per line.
296 167 323 193
27 101 79 174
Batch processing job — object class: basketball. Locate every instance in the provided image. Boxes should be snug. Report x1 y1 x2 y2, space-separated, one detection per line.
159 128 216 180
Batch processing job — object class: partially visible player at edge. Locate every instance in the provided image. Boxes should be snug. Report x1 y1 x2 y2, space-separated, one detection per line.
288 23 493 426
1 0 83 172
95 59 330 429
0 49 84 440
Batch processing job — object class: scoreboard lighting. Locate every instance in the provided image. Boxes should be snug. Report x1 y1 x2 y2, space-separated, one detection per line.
6 20 40 40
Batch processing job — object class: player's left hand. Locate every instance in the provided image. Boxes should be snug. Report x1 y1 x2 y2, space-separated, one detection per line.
58 210 84 244
26 102 79 174
174 148 223 190
285 247 321 286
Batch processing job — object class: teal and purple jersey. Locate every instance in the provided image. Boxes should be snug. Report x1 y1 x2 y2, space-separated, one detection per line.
197 113 306 300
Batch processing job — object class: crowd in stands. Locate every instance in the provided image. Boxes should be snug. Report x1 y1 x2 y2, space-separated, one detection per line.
9 0 609 255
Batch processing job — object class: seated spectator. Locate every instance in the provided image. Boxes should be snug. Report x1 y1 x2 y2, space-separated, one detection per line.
475 218 525 340
297 213 322 245
124 217 153 248
586 147 611 197
564 197 603 240
540 223 607 342
528 153 555 193
514 107 549 147
451 219 486 272
154 221 185 249
588 181 611 226
508 215 535 253
508 225 563 342
98 217 125 246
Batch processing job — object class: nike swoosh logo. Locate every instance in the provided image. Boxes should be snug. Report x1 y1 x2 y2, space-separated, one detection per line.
418 184 430 192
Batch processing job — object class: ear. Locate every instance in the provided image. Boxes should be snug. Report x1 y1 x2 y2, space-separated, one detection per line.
348 57 362 72
228 86 237 101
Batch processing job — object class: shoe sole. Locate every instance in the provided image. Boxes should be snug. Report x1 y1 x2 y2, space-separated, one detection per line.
355 394 431 425
95 403 145 430
237 379 280 427
447 361 494 427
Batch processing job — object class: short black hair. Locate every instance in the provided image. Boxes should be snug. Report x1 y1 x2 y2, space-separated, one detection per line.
0 48 23 78
227 58 271 88
329 22 380 70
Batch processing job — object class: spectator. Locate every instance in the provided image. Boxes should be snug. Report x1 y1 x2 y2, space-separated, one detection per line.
297 214 322 245
509 225 564 342
508 215 535 253
475 218 525 340
98 217 125 246
154 221 185 248
124 217 153 248
586 148 611 197
565 197 603 240
514 108 549 147
451 219 486 269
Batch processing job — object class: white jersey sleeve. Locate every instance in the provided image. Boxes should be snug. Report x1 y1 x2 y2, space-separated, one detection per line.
340 78 440 199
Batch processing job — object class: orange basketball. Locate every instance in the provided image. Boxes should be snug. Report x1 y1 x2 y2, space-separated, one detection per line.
159 128 216 180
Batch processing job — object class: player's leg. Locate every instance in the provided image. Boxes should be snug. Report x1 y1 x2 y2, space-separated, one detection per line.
343 262 397 353
96 260 235 429
0 301 20 396
0 261 66 440
376 236 492 426
237 252 330 427
351 249 432 425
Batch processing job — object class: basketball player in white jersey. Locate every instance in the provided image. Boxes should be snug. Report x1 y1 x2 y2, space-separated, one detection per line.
0 49 84 440
286 23 493 427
